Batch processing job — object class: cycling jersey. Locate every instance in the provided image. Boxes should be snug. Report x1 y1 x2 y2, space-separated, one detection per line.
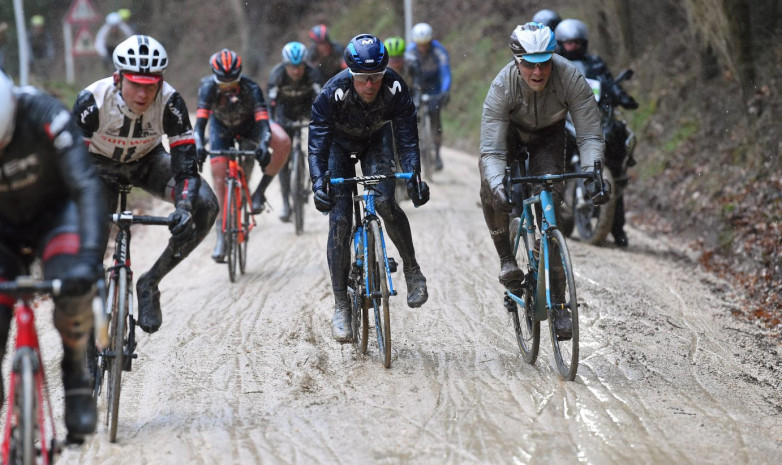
267 62 322 124
308 67 420 185
305 41 346 82
1 86 106 253
193 75 270 148
405 40 451 96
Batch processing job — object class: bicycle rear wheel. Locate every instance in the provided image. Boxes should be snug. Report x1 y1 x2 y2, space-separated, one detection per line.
292 147 306 236
348 230 368 354
369 221 391 368
547 229 579 381
239 184 249 274
225 180 238 283
107 266 128 442
510 217 540 363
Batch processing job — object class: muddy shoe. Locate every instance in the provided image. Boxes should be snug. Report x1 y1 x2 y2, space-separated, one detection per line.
63 371 97 443
136 272 162 333
613 229 629 247
498 258 525 286
405 267 428 308
435 153 444 171
211 230 226 263
279 203 291 223
331 298 352 342
553 308 573 341
251 188 266 215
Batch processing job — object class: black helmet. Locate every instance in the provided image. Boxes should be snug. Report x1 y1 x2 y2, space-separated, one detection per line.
344 34 388 73
210 49 242 82
532 9 562 30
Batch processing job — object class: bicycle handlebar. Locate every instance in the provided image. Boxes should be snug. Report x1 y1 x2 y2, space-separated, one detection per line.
506 160 604 186
206 149 256 158
109 212 172 226
0 277 62 296
329 173 414 185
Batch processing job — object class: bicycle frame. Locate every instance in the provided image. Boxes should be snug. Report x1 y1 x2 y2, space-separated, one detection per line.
0 278 63 465
211 149 257 241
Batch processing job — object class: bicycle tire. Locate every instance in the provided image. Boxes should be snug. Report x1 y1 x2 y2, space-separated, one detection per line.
369 221 392 368
547 229 579 381
108 266 128 442
239 184 249 274
510 219 540 363
348 229 368 354
420 113 435 182
225 180 237 283
574 169 616 245
292 147 306 236
11 349 36 465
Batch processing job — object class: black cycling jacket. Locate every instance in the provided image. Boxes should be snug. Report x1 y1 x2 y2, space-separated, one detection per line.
1 87 107 252
568 53 633 105
308 67 420 186
267 62 322 124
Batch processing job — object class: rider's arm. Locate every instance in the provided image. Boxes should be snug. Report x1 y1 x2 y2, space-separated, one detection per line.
387 71 421 174
479 64 514 190
433 40 452 94
193 77 213 150
307 87 335 187
93 24 110 59
162 91 200 209
248 81 271 145
33 94 108 253
562 65 605 170
71 89 99 146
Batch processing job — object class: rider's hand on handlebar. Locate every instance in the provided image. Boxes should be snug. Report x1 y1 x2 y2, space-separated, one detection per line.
407 177 430 207
168 206 196 241
491 185 512 215
313 188 333 213
584 177 612 206
61 248 103 297
255 141 271 169
619 94 639 110
196 146 207 171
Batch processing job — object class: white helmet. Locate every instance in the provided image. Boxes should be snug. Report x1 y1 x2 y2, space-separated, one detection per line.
411 22 433 44
555 19 589 43
509 22 557 63
113 35 169 76
106 12 122 27
0 71 16 151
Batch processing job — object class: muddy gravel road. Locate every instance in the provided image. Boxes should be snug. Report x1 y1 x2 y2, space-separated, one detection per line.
29 148 782 464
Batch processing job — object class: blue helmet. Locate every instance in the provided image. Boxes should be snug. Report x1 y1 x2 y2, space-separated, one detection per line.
343 34 388 73
282 41 307 66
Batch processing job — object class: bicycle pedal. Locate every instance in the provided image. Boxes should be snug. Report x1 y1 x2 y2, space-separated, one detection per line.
387 257 398 273
503 295 517 312
391 290 398 296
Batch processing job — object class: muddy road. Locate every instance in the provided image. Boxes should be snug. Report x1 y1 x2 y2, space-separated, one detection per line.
39 148 781 464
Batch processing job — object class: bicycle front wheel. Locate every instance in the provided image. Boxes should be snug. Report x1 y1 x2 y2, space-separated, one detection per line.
547 229 579 381
369 221 391 368
225 180 238 282
239 184 249 274
107 266 128 442
510 217 540 363
348 231 368 354
10 349 37 465
292 147 306 236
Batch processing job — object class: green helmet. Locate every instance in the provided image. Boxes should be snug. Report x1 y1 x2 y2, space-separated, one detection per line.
384 37 406 57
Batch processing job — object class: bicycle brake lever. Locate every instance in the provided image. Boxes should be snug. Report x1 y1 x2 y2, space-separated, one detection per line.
504 166 515 206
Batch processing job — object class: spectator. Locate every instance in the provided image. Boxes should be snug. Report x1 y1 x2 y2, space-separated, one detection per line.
27 15 54 84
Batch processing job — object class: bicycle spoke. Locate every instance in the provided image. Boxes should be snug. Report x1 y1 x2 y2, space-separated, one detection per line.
547 229 579 381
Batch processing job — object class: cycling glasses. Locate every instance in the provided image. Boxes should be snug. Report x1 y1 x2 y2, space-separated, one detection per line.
514 56 553 70
349 69 386 84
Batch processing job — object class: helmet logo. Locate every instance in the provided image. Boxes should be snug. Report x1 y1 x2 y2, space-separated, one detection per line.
359 38 374 45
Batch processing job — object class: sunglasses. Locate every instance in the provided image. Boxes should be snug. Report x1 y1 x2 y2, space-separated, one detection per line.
515 56 552 70
350 69 386 84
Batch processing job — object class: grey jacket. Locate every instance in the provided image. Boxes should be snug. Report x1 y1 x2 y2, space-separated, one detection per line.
480 54 605 190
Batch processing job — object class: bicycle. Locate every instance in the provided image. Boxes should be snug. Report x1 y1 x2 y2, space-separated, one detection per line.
328 172 416 368
88 184 171 442
503 159 607 381
287 120 310 236
0 275 102 464
415 93 437 183
208 148 257 282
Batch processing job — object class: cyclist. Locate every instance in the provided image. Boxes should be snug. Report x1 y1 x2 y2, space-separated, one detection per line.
309 33 431 341
555 18 639 247
306 24 346 81
531 9 562 31
72 35 219 334
480 23 608 337
384 36 410 82
405 22 451 171
0 71 106 442
94 12 135 70
267 42 322 222
194 48 291 260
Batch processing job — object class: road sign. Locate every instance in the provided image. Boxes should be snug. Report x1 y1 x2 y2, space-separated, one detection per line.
72 26 97 56
65 0 100 25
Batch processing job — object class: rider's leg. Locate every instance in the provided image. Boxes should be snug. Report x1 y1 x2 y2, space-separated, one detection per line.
40 208 97 441
364 143 428 308
326 153 354 341
278 159 292 221
134 148 218 333
431 103 444 170
612 193 628 247
209 156 229 262
252 122 290 214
